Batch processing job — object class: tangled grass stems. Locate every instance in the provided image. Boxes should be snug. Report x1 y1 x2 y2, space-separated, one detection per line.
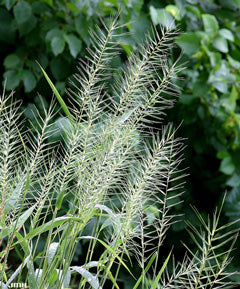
0 16 239 289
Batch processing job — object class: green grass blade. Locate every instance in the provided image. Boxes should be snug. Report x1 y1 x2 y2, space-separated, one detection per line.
14 231 38 288
0 206 36 239
78 236 134 278
12 216 83 246
133 252 157 289
71 266 101 289
152 249 172 289
37 62 73 123
107 271 120 289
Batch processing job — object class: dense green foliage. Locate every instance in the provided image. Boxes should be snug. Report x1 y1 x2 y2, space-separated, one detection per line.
1 0 240 283
172 0 240 217
151 0 240 275
0 0 147 95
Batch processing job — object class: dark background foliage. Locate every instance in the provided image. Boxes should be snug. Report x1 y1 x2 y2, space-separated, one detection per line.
1 0 240 285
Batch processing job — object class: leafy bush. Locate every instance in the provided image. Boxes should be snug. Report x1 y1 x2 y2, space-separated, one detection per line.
0 17 238 289
148 1 240 272
170 0 240 216
0 0 148 95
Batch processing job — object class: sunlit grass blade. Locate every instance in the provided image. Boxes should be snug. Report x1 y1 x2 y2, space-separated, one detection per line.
37 62 73 123
133 251 157 289
152 249 172 289
78 236 134 278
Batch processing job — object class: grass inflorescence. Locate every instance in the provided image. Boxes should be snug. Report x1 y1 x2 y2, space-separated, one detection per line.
0 16 238 289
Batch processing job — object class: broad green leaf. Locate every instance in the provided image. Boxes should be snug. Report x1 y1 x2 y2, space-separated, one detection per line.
197 106 205 120
187 0 198 3
150 6 175 28
32 1 50 14
195 31 210 44
21 70 37 92
225 187 240 222
46 28 63 43
207 52 221 68
179 94 196 105
37 53 48 69
66 2 79 13
38 63 73 123
84 261 104 268
13 0 32 24
46 269 71 288
3 70 20 90
35 269 43 284
0 8 16 44
70 266 102 289
186 5 201 18
215 61 233 80
5 0 17 10
176 33 201 55
48 242 59 264
129 14 151 43
18 15 37 36
229 86 238 111
149 6 161 25
227 173 240 188
233 0 240 7
217 150 229 159
192 79 209 97
213 36 228 53
120 43 133 56
212 80 228 93
40 0 53 7
228 55 240 69
62 269 71 288
219 28 234 41
50 58 71 81
165 5 181 20
75 15 93 46
127 0 143 12
49 269 58 286
55 81 66 95
3 54 20 69
221 86 238 111
220 157 235 175
202 14 219 38
51 36 65 56
64 34 82 58
208 72 229 93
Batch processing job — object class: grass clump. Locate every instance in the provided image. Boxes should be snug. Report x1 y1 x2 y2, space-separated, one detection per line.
0 16 239 289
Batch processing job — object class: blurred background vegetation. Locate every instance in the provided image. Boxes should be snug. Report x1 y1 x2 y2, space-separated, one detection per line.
1 0 240 286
